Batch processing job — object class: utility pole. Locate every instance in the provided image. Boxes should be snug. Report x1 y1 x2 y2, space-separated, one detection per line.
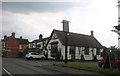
65 31 68 63
62 19 70 63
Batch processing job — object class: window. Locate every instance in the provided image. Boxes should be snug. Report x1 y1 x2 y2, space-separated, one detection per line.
3 42 5 47
69 46 75 55
19 45 22 49
37 44 41 48
51 43 58 57
96 48 100 55
84 47 89 55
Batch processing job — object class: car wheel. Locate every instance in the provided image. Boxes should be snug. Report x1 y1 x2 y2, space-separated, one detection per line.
26 58 30 60
29 57 33 60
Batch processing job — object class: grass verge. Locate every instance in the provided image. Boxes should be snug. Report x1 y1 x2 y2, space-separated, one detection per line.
53 63 120 76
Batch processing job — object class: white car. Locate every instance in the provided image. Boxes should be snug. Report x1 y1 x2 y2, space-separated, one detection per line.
25 52 46 60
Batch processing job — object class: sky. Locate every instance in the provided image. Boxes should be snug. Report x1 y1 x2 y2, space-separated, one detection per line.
1 0 118 47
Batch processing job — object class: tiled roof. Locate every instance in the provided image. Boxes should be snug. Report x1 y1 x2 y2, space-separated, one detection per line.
31 37 50 43
50 29 103 48
2 36 29 45
17 38 29 44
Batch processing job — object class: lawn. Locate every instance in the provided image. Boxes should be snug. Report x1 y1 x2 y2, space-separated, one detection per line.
54 62 120 76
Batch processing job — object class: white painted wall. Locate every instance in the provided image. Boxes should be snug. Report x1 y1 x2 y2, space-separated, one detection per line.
47 38 103 60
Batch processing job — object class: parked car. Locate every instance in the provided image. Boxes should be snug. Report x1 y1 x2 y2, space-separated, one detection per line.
25 52 46 60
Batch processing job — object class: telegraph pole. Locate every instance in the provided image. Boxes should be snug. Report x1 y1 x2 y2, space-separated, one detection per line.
65 32 68 63
62 19 70 63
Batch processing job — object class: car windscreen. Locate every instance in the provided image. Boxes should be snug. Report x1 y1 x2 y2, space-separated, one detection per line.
31 52 39 55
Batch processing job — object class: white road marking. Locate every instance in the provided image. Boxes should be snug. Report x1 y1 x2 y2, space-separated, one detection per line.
3 68 13 76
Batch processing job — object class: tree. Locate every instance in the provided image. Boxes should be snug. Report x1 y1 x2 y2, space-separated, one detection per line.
111 24 120 35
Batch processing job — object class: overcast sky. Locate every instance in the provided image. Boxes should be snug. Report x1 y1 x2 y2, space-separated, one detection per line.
2 0 118 47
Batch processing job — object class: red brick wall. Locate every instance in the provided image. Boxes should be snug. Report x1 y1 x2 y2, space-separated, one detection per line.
5 36 19 52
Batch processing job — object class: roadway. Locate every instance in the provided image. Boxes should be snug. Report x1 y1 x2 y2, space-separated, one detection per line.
2 58 105 76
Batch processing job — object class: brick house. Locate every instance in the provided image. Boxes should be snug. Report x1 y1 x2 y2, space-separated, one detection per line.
2 32 29 57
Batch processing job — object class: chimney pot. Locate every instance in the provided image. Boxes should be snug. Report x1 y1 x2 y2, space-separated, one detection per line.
11 32 15 37
4 35 7 39
91 31 94 36
20 36 22 39
62 19 69 32
39 34 43 40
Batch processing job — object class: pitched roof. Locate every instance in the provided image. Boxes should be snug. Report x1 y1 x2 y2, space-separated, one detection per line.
31 37 50 43
17 38 29 44
50 29 103 48
31 39 41 43
2 36 29 45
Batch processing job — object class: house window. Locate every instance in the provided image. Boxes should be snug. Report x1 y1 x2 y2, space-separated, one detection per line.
96 48 100 55
50 43 58 57
84 47 89 55
37 44 41 48
3 42 5 47
19 45 22 49
69 46 75 55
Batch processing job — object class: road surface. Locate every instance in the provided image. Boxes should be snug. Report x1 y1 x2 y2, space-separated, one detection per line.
2 58 105 76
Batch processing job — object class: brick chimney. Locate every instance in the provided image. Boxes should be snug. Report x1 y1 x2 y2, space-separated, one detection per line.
39 34 43 40
62 19 69 32
11 32 15 37
4 35 7 39
91 31 94 36
20 36 22 39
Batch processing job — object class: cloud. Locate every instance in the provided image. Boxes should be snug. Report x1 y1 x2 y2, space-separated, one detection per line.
2 11 66 41
2 0 118 47
2 2 78 13
2 0 95 13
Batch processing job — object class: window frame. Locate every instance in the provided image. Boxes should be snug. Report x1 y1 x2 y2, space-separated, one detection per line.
84 47 89 55
69 46 75 55
96 48 101 55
